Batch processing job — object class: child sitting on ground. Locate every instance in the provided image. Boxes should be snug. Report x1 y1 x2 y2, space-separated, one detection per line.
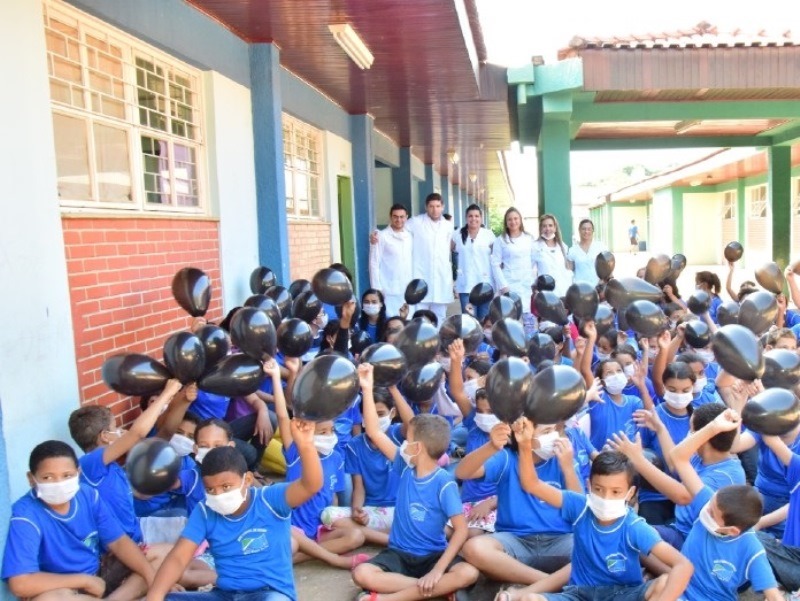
2 441 156 600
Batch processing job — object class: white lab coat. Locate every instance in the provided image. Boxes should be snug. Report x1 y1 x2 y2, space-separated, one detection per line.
491 232 536 312
567 240 607 286
451 227 496 294
533 238 574 297
405 214 454 304
369 227 413 296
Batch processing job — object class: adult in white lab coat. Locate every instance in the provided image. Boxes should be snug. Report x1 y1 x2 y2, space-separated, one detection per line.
369 203 413 316
533 213 573 298
491 206 536 318
404 193 454 323
567 218 606 287
452 204 495 320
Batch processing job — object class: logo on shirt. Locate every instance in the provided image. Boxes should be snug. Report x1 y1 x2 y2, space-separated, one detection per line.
83 531 99 553
409 503 428 522
623 419 637 439
711 560 736 583
329 474 338 491
606 552 627 573
238 528 269 555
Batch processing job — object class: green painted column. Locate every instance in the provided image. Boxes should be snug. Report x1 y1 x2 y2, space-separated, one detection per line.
769 146 792 268
736 180 746 245
537 92 574 243
671 189 684 254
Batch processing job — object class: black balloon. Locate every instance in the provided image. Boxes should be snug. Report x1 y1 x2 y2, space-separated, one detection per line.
276 318 313 358
763 349 800 390
439 314 484 353
292 291 322 324
625 300 668 337
163 332 205 384
171 267 211 317
671 254 687 273
266 286 293 318
469 282 494 306
491 318 527 357
197 325 230 372
565 282 599 320
742 388 800 436
684 320 711 349
644 254 671 285
288 279 312 299
534 291 569 326
526 365 586 424
724 241 744 263
350 330 374 355
292 355 360 421
593 304 616 335
536 274 556 292
244 294 282 328
527 333 556 367
716 300 740 326
504 291 524 316
687 290 711 315
361 343 408 387
335 295 361 324
393 319 440 368
711 325 765 381
229 307 277 361
198 354 266 396
126 438 181 496
595 251 616 281
489 294 521 322
404 279 429 305
755 262 785 295
102 353 171 396
738 291 778 336
486 357 533 423
249 266 277 294
605 277 663 310
311 268 353 306
639 448 665 493
400 362 445 404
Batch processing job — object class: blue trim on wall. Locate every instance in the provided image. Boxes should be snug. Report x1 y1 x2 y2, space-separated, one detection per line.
281 70 350 141
350 115 376 296
392 148 414 214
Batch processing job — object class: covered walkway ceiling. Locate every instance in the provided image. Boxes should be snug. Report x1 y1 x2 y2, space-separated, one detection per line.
186 0 513 205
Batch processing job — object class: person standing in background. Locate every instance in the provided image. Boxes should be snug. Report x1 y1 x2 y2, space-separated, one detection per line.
567 219 606 287
533 213 573 298
452 204 495 320
628 219 639 255
369 204 413 317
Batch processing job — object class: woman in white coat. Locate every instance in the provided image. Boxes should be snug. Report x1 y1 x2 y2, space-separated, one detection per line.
567 218 606 287
452 204 495 320
533 213 573 298
491 207 536 320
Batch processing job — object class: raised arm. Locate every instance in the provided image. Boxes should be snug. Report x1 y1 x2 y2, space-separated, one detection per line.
514 418 564 508
762 434 794 467
155 384 197 439
447 339 473 418
651 330 673 398
725 261 738 301
630 359 655 411
359 364 398 461
284 418 324 507
579 321 597 387
264 359 292 450
455 422 510 480
388 384 415 439
369 231 383 291
785 266 800 310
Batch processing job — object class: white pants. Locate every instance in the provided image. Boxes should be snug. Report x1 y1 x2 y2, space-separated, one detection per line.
415 302 448 324
383 293 406 318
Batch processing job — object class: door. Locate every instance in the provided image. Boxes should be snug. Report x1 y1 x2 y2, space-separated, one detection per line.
337 176 357 285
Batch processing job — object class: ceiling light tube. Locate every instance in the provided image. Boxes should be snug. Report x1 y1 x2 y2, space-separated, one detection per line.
329 23 374 70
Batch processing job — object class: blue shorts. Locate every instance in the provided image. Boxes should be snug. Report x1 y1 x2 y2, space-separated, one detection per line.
491 531 573 573
542 583 651 601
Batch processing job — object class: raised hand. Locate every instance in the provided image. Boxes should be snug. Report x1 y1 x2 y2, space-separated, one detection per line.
448 339 465 363
607 431 643 458
490 422 513 449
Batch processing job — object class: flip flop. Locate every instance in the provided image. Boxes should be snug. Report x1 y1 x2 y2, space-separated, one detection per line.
355 592 378 601
350 553 371 570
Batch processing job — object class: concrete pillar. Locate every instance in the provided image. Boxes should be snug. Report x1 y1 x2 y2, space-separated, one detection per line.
392 147 413 214
440 174 451 215
419 163 435 213
350 114 376 295
537 92 574 243
769 146 792 268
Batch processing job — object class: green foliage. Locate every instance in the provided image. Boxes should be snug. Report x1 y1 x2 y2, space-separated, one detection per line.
488 204 509 237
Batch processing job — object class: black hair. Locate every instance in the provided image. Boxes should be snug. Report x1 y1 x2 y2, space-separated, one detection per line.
475 388 488 403
716 485 763 531
663 361 696 384
410 414 451 458
382 317 406 342
68 405 114 452
29 440 78 474
594 358 622 380
200 446 247 478
738 285 758 302
676 351 705 366
319 318 342 351
460 204 483 244
181 411 201 428
425 192 442 205
329 263 354 285
590 450 636 486
599 328 619 350
612 343 637 361
691 402 738 452
466 360 491 377
411 309 438 327
372 387 395 411
578 219 594 231
695 271 722 296
544 326 564 345
389 203 409 216
219 306 242 333
196 418 233 442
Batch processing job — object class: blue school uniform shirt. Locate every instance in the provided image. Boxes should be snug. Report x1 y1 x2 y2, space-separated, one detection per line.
750 429 800 504
674 456 745 536
708 295 723 323
786 309 800 329
781 453 800 547
639 404 691 504
482 448 574 536
387 455 462 556
560 490 660 587
622 377 656 401
177 461 206 517
192 390 230 420
1 486 125 580
79 447 142 543
182 484 296 598
692 385 722 408
565 427 596 486
284 443 344 537
588 393 642 452
681 487 776 600
345 433 399 507
334 398 362 454
704 361 720 383
460 410 497 502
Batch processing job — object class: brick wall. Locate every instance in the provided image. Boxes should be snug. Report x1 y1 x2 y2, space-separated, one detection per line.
63 216 223 423
288 220 332 281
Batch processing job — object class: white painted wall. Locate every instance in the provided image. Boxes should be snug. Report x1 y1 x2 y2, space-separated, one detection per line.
650 189 674 255
374 167 394 227
203 72 259 311
323 131 353 262
0 0 81 499
683 192 723 264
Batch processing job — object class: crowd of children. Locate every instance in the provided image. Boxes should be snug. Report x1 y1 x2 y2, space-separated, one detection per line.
4 257 800 601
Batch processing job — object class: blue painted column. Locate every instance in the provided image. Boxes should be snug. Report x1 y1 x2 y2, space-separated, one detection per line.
419 163 435 214
392 147 414 214
350 114 376 296
249 44 290 284
440 174 452 215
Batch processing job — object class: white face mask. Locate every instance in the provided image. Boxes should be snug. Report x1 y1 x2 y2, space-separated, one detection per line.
588 491 630 521
695 349 714 364
474 413 501 433
693 377 708 394
533 430 560 460
483 329 493 343
622 364 636 378
317 312 329 328
604 373 628 395
664 390 693 409
542 232 556 241
399 440 419 467
195 447 211 464
36 475 80 506
205 480 247 516
463 378 480 401
647 348 659 360
362 303 381 317
698 502 729 537
438 357 452 372
313 433 338 455
596 351 611 361
169 434 195 457
377 415 393 433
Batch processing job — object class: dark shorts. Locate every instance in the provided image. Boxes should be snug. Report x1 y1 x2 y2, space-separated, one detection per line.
542 583 651 601
99 552 133 594
368 548 462 579
629 237 638 245
654 524 686 550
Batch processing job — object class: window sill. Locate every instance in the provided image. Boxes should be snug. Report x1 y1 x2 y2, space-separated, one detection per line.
60 209 218 222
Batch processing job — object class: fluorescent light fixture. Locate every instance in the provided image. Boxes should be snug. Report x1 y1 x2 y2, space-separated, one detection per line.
328 23 374 70
675 119 701 135
447 150 460 165
469 173 478 183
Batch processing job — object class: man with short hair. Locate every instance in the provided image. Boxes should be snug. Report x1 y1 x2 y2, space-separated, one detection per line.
628 219 639 255
369 203 413 316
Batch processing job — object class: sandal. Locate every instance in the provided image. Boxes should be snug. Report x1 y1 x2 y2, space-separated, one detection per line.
355 592 378 601
350 553 371 570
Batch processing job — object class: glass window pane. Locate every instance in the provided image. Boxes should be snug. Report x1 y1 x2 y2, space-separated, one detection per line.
94 123 131 202
141 136 170 204
53 113 91 200
174 143 198 207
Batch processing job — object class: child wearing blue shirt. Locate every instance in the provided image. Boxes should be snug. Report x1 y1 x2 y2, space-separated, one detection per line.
2 440 156 600
352 364 479 600
508 434 692 601
146 423 324 601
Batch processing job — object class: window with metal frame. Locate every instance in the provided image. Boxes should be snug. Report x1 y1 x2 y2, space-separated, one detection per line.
748 185 767 218
283 114 322 219
722 190 737 219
